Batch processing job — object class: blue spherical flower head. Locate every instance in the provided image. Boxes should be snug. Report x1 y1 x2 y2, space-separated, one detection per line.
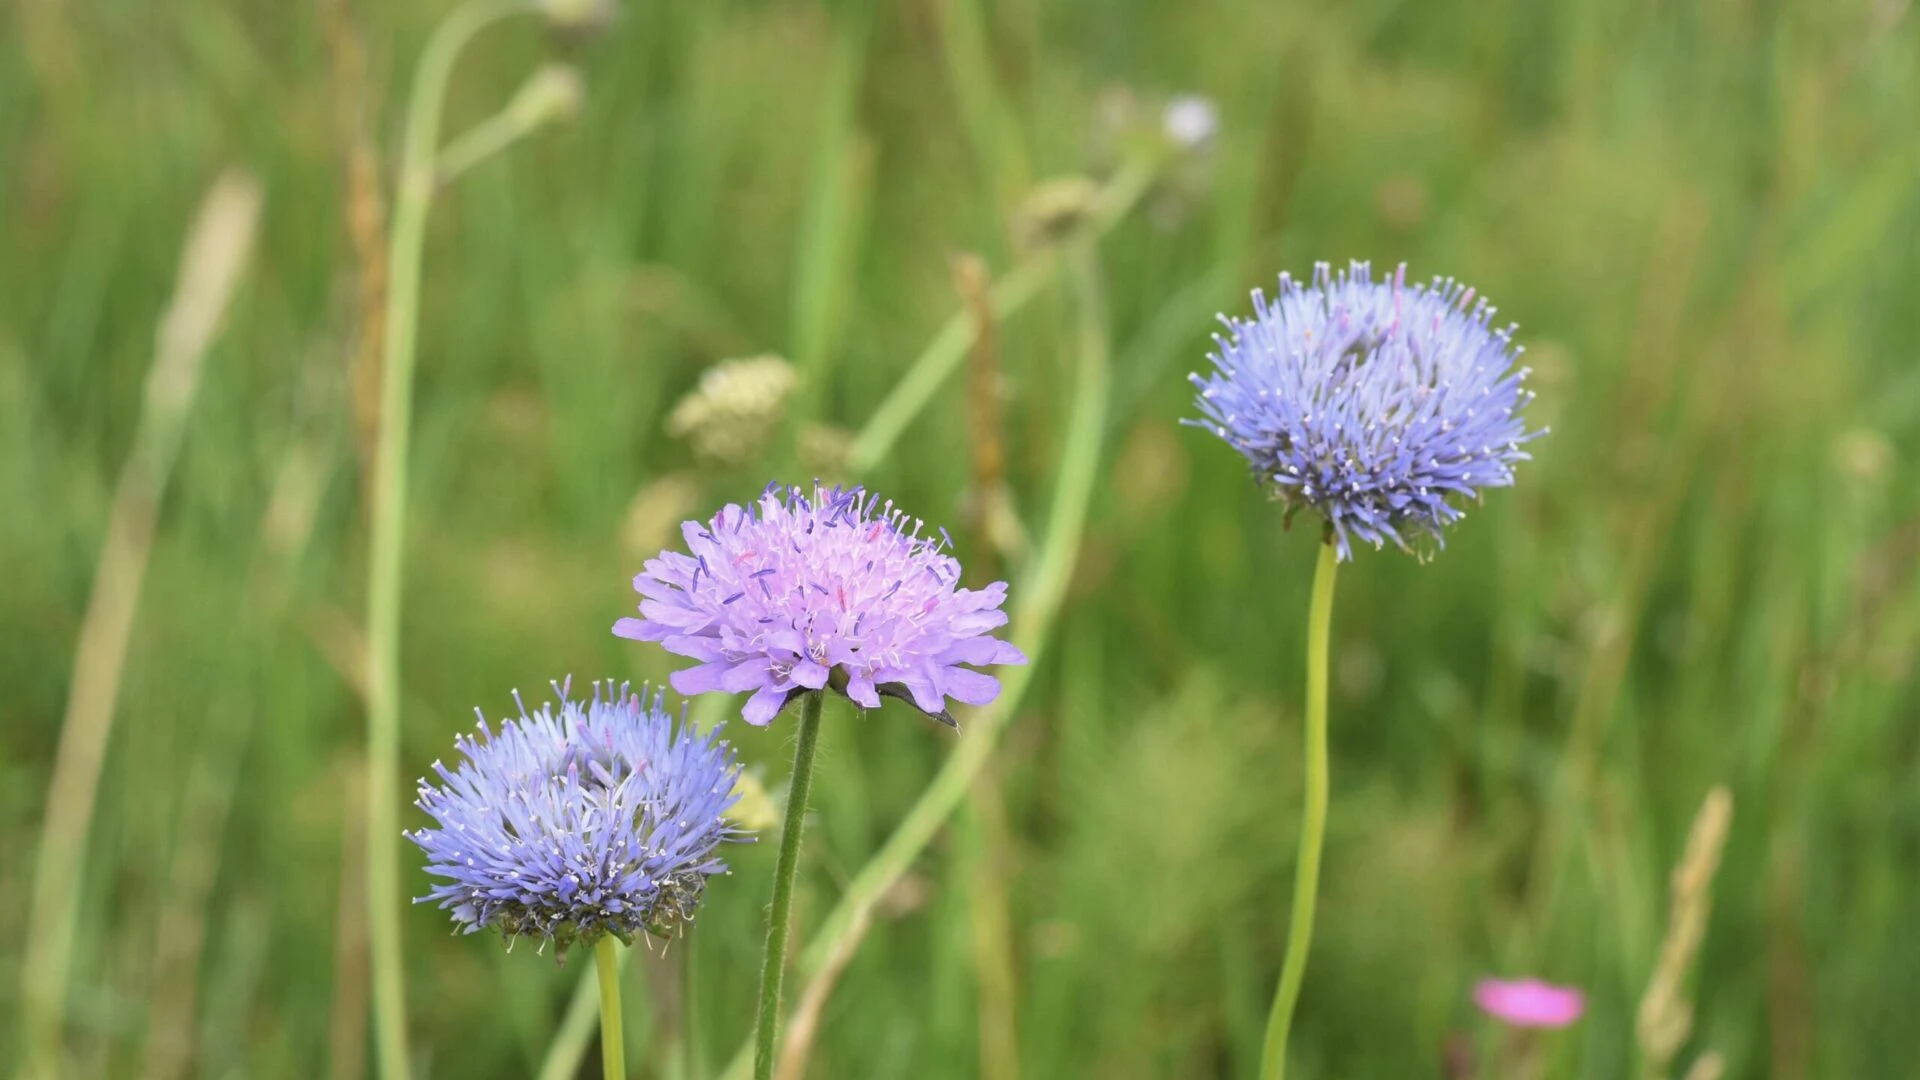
409 680 747 959
1190 261 1546 559
615 482 1027 728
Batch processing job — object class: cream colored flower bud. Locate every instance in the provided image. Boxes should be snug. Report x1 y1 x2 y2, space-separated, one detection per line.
665 355 798 468
505 64 585 131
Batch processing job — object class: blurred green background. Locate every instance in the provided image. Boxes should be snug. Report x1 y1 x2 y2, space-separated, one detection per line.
4 0 1919 1077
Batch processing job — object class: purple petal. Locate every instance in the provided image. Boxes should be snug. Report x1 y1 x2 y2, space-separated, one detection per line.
949 610 1010 635
791 660 830 689
901 673 944 715
661 634 727 662
719 659 773 693
742 685 789 726
669 662 734 696
845 674 881 709
613 617 661 641
941 637 1026 666
940 667 1001 706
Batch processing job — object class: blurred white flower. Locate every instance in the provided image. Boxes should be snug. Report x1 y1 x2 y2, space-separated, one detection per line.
1162 94 1219 150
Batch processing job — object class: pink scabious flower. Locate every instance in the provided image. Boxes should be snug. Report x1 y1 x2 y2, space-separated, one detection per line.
615 482 1027 727
1473 977 1586 1029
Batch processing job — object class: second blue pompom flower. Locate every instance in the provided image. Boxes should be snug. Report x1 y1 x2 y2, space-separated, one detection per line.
409 680 746 958
1191 260 1545 559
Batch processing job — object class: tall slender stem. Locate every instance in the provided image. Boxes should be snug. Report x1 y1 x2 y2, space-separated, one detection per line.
365 4 531 1078
1260 538 1339 1080
595 937 627 1080
754 691 826 1080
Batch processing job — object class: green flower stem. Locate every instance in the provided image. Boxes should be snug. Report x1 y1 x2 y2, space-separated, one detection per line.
845 161 1150 476
753 691 827 1080
365 4 533 1078
1259 538 1340 1080
595 937 627 1080
715 242 1111 1080
535 940 630 1080
681 937 705 1080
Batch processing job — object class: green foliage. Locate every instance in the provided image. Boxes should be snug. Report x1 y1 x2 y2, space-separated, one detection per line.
3 0 1918 1076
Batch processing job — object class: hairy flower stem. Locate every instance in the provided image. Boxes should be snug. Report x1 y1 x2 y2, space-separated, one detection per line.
366 4 532 1077
595 937 627 1080
754 691 826 1080
1261 538 1339 1080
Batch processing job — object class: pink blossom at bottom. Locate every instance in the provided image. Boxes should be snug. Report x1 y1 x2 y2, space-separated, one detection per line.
1473 977 1586 1029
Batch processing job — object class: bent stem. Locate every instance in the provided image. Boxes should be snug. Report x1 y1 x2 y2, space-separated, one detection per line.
754 691 826 1080
365 3 533 1078
595 937 627 1080
1260 538 1339 1080
845 161 1149 475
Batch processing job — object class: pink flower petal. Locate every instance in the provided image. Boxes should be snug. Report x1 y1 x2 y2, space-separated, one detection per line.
1473 978 1585 1029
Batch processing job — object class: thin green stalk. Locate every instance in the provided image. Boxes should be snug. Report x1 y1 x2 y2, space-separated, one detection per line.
1260 538 1339 1080
596 937 627 1080
682 936 705 1080
535 941 631 1080
717 242 1111 1080
845 162 1149 476
754 691 826 1080
366 4 532 1078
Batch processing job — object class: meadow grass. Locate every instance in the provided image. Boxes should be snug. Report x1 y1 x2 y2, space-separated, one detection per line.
3 1 1918 1077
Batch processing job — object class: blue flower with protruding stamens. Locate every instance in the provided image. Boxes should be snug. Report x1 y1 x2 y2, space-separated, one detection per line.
409 680 746 958
1190 261 1546 559
615 482 1027 727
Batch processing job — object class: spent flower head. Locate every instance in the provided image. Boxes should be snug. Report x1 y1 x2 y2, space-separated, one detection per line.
409 679 745 958
1190 260 1545 559
539 0 617 37
1014 176 1102 252
615 482 1026 727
